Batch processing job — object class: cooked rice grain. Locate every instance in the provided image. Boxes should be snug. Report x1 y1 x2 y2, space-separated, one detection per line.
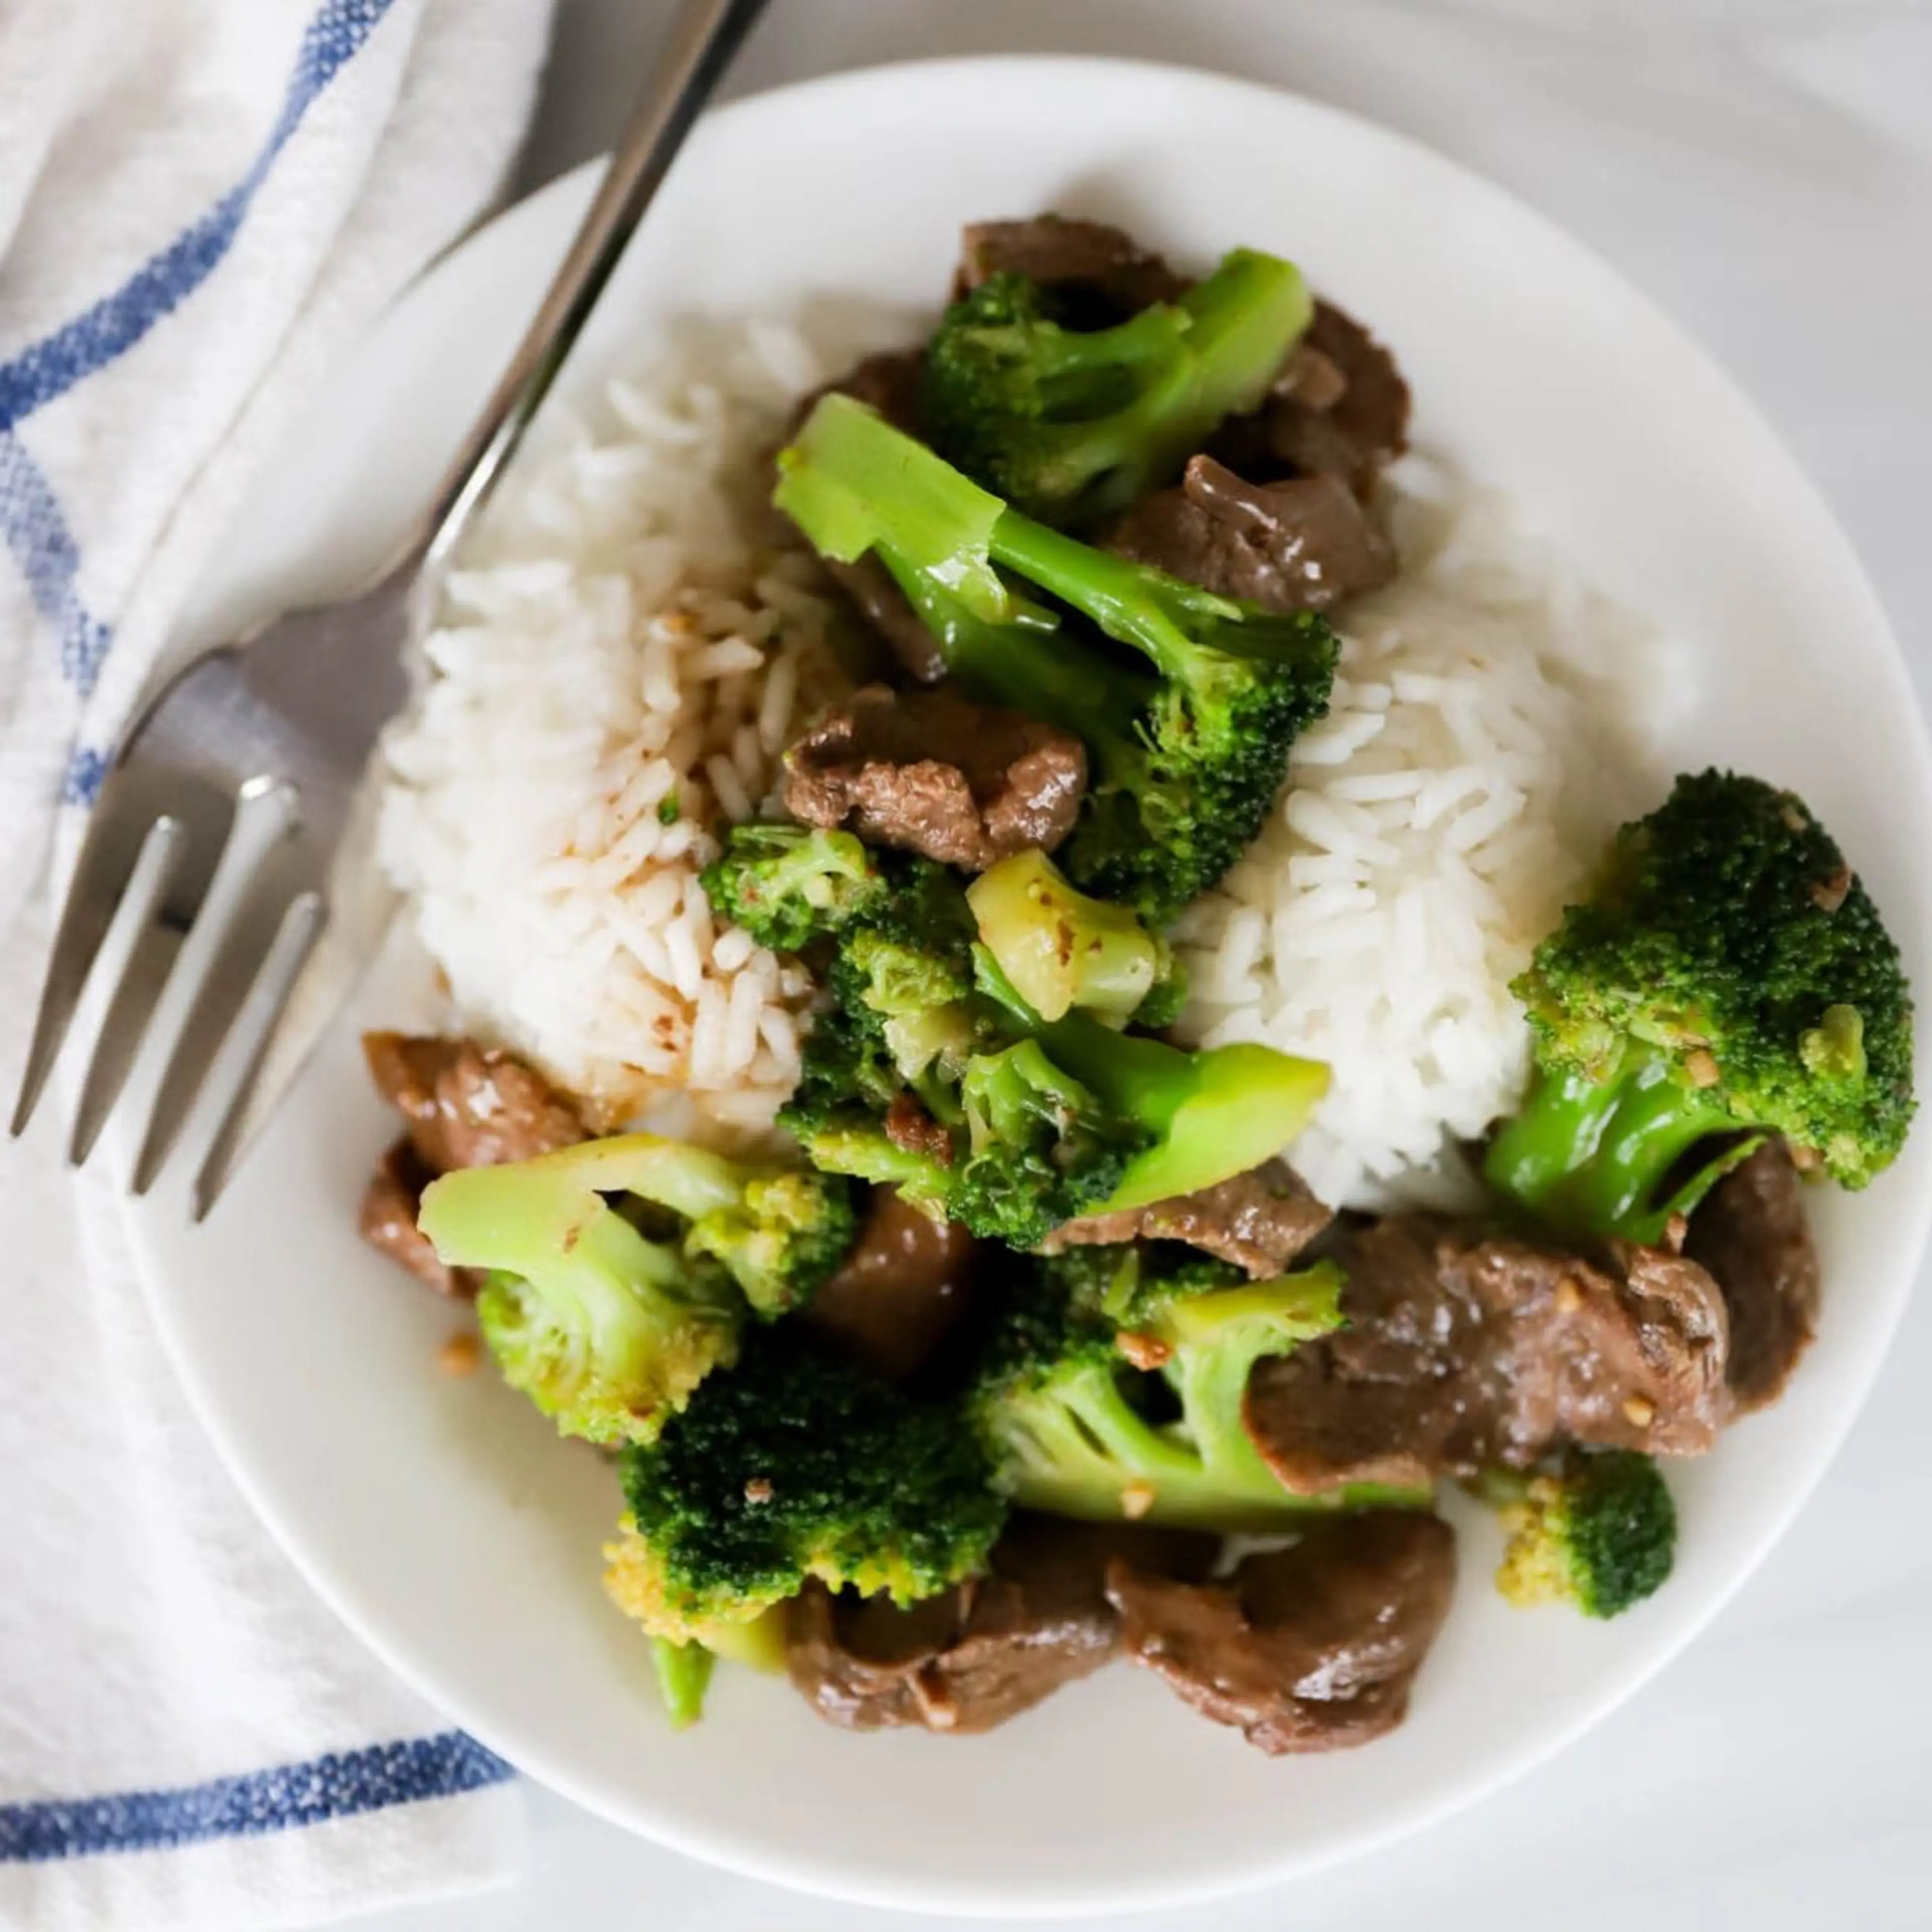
377 320 847 1134
1174 454 1671 1211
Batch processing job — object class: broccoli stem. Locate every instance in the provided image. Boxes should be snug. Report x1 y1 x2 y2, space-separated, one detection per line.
986 506 1244 679
1152 1266 1345 1490
967 849 1170 1022
793 1121 952 1208
1485 1046 1761 1243
650 1638 715 1730
970 946 1328 1212
1035 1011 1329 1213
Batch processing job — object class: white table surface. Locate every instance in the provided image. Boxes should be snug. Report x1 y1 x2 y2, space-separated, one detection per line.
369 3 1932 1925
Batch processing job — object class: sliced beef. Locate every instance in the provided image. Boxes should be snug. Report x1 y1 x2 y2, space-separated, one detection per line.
1104 457 1395 614
359 1034 585 1292
1107 1512 1455 1754
801 1186 977 1380
1212 300 1410 500
785 1514 1215 1734
362 1032 585 1175
954 215 1185 325
1685 1141 1821 1414
819 347 925 434
783 683 1087 870
1043 1161 1334 1279
1243 1215 1730 1494
359 1140 473 1299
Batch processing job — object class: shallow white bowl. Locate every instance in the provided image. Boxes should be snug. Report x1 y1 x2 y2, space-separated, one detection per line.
120 56 1932 1918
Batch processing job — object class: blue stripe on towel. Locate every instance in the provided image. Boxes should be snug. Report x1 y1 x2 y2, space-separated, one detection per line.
0 0 403 432
0 431 113 696
0 1733 513 1863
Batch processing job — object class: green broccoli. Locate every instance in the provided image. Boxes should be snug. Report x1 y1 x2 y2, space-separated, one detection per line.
649 1639 713 1731
967 847 1179 1023
698 823 888 953
1486 770 1915 1241
922 249 1312 526
771 856 1328 1247
605 1325 1005 1645
969 1247 1416 1531
418 1135 856 1444
1492 1450 1677 1620
774 392 1338 926
972 949 1331 1213
951 1040 1146 1247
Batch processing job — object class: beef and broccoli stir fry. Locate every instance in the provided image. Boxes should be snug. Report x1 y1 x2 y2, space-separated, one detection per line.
359 215 1913 1754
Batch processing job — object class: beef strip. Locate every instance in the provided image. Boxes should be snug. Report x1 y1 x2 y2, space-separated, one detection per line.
820 347 925 433
785 1514 1215 1734
801 1186 977 1380
362 1032 585 1175
783 683 1087 870
1243 1215 1730 1494
1103 457 1396 614
1106 1511 1456 1754
1042 1160 1334 1279
954 215 1186 324
1211 300 1411 500
359 1033 585 1290
1684 1140 1821 1414
359 1139 473 1298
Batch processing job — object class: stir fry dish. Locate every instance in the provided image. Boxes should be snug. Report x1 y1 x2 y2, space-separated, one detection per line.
360 215 1913 1753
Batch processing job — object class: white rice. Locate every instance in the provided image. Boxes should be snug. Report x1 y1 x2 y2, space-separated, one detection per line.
1173 453 1671 1211
376 318 848 1137
379 314 1668 1200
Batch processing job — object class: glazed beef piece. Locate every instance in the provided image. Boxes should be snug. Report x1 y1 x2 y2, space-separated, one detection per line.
1211 300 1411 500
1043 1161 1334 1279
362 1032 585 1175
1243 1215 1730 1494
783 683 1087 871
820 347 926 433
786 1514 1215 1734
1106 1512 1455 1754
1103 457 1395 614
954 214 1186 325
359 1033 585 1289
359 1140 472 1298
802 1186 977 1381
1685 1141 1821 1414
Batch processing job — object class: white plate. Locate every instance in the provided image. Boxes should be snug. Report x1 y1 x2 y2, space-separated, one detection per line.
121 56 1932 1918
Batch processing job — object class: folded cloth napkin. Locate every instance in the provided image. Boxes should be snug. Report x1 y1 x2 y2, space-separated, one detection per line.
0 2 554 1926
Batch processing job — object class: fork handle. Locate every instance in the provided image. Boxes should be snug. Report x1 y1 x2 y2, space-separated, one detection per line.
408 0 770 603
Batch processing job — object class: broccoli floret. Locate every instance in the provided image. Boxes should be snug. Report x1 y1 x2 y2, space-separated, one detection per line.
780 862 1328 1244
976 953 1330 1213
1493 1450 1677 1620
1487 770 1915 1240
951 1040 1147 1248
774 393 1338 926
699 823 888 952
606 1326 1005 1642
419 1135 856 1443
970 1248 1407 1531
967 847 1179 1023
922 249 1313 526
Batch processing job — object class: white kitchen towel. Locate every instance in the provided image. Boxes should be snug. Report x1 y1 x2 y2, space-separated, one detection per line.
0 2 554 1927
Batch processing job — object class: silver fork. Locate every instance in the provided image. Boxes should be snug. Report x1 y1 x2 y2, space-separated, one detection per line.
11 0 770 1220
